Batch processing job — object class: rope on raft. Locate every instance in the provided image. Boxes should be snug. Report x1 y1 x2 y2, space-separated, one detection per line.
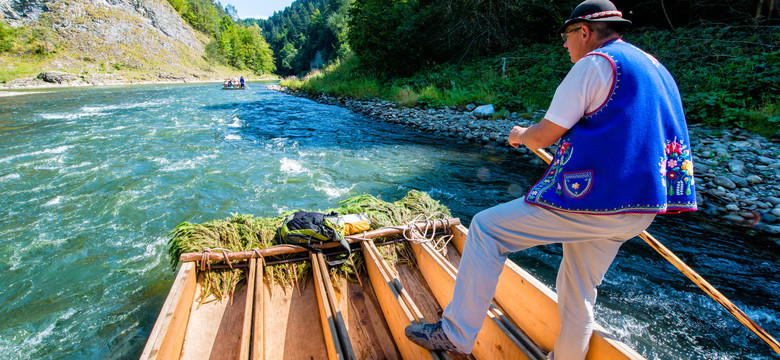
199 247 234 272
401 212 454 253
343 212 454 254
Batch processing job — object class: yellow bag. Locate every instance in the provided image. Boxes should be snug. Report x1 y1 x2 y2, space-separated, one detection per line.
341 213 372 235
345 220 371 235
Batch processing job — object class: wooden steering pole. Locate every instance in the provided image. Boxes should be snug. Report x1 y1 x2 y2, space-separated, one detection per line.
528 147 780 356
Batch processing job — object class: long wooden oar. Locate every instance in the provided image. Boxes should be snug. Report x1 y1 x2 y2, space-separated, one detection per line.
528 147 780 355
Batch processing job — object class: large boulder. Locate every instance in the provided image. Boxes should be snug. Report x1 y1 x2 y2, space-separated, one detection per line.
473 104 495 118
37 71 82 84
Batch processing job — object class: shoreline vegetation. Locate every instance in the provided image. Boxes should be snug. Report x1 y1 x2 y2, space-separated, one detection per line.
0 0 275 94
278 25 779 139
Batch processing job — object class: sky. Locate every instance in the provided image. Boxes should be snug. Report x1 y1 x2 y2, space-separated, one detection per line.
222 0 296 19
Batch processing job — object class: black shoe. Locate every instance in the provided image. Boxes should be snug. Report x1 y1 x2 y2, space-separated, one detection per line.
404 321 465 354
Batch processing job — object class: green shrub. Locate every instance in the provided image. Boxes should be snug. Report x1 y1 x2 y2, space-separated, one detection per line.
204 40 224 64
283 55 384 100
0 22 16 53
443 86 479 108
627 26 779 135
391 85 418 108
416 85 446 109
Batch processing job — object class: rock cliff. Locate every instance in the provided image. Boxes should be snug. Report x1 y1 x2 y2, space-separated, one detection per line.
1 0 219 85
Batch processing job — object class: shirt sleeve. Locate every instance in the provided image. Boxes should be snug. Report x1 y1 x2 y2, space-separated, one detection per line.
544 55 615 129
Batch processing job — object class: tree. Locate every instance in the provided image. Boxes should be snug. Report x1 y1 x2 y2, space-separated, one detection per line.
278 42 298 73
217 15 237 64
253 33 276 74
236 25 276 74
171 0 276 75
348 0 426 76
348 0 573 75
225 4 239 21
250 0 351 75
326 0 352 59
167 0 188 14
182 0 222 35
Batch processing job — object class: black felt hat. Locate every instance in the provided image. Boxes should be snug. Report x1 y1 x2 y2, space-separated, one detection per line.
559 0 632 33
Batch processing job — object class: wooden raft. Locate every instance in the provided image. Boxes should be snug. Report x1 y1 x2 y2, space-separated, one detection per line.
141 219 645 360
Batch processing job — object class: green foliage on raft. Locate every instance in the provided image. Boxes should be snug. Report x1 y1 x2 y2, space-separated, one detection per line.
167 190 452 302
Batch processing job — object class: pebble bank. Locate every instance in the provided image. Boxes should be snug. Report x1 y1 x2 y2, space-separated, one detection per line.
270 85 780 237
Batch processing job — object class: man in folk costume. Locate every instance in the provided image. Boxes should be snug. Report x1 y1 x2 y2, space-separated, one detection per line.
404 0 697 358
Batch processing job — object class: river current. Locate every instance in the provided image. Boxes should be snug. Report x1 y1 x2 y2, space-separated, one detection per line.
0 83 777 359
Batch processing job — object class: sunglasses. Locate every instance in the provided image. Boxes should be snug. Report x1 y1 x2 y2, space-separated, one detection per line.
560 26 583 42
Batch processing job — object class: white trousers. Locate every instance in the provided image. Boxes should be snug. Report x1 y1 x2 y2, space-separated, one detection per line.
441 198 655 359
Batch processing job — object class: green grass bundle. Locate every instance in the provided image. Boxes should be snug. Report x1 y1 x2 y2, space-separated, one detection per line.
167 190 452 302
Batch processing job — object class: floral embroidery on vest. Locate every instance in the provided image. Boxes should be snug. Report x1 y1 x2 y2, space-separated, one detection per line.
659 138 695 196
527 139 574 200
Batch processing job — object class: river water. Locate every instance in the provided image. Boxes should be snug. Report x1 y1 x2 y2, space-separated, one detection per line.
0 83 777 359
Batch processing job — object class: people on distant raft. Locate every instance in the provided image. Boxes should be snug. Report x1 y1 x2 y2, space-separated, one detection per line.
239 76 245 89
404 1 697 359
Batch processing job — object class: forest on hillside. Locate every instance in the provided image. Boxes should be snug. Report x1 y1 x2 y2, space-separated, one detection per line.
166 0 276 75
346 0 776 76
1 0 774 80
276 0 778 134
246 0 350 76
250 0 777 77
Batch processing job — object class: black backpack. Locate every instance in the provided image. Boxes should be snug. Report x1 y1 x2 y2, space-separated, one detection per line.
277 211 350 265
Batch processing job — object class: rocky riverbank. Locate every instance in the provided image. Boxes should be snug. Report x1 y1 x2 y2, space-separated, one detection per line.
270 85 780 237
0 71 218 90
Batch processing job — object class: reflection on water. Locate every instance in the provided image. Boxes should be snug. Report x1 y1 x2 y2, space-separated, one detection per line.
0 83 777 359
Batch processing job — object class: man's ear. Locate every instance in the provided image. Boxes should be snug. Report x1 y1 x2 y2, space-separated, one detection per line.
581 25 593 41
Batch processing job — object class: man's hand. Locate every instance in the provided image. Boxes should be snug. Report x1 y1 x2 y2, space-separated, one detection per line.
507 119 569 150
508 126 527 148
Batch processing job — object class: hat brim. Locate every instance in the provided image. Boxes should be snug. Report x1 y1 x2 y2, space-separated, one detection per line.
558 17 632 33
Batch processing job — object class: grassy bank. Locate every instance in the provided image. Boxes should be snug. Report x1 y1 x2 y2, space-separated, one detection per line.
282 26 779 137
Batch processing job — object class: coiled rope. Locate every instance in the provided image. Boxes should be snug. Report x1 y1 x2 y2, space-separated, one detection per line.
400 212 453 253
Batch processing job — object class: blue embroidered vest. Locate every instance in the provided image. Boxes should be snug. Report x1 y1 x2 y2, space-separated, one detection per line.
525 39 697 214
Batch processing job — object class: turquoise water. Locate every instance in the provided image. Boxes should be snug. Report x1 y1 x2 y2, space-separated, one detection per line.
0 83 777 359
